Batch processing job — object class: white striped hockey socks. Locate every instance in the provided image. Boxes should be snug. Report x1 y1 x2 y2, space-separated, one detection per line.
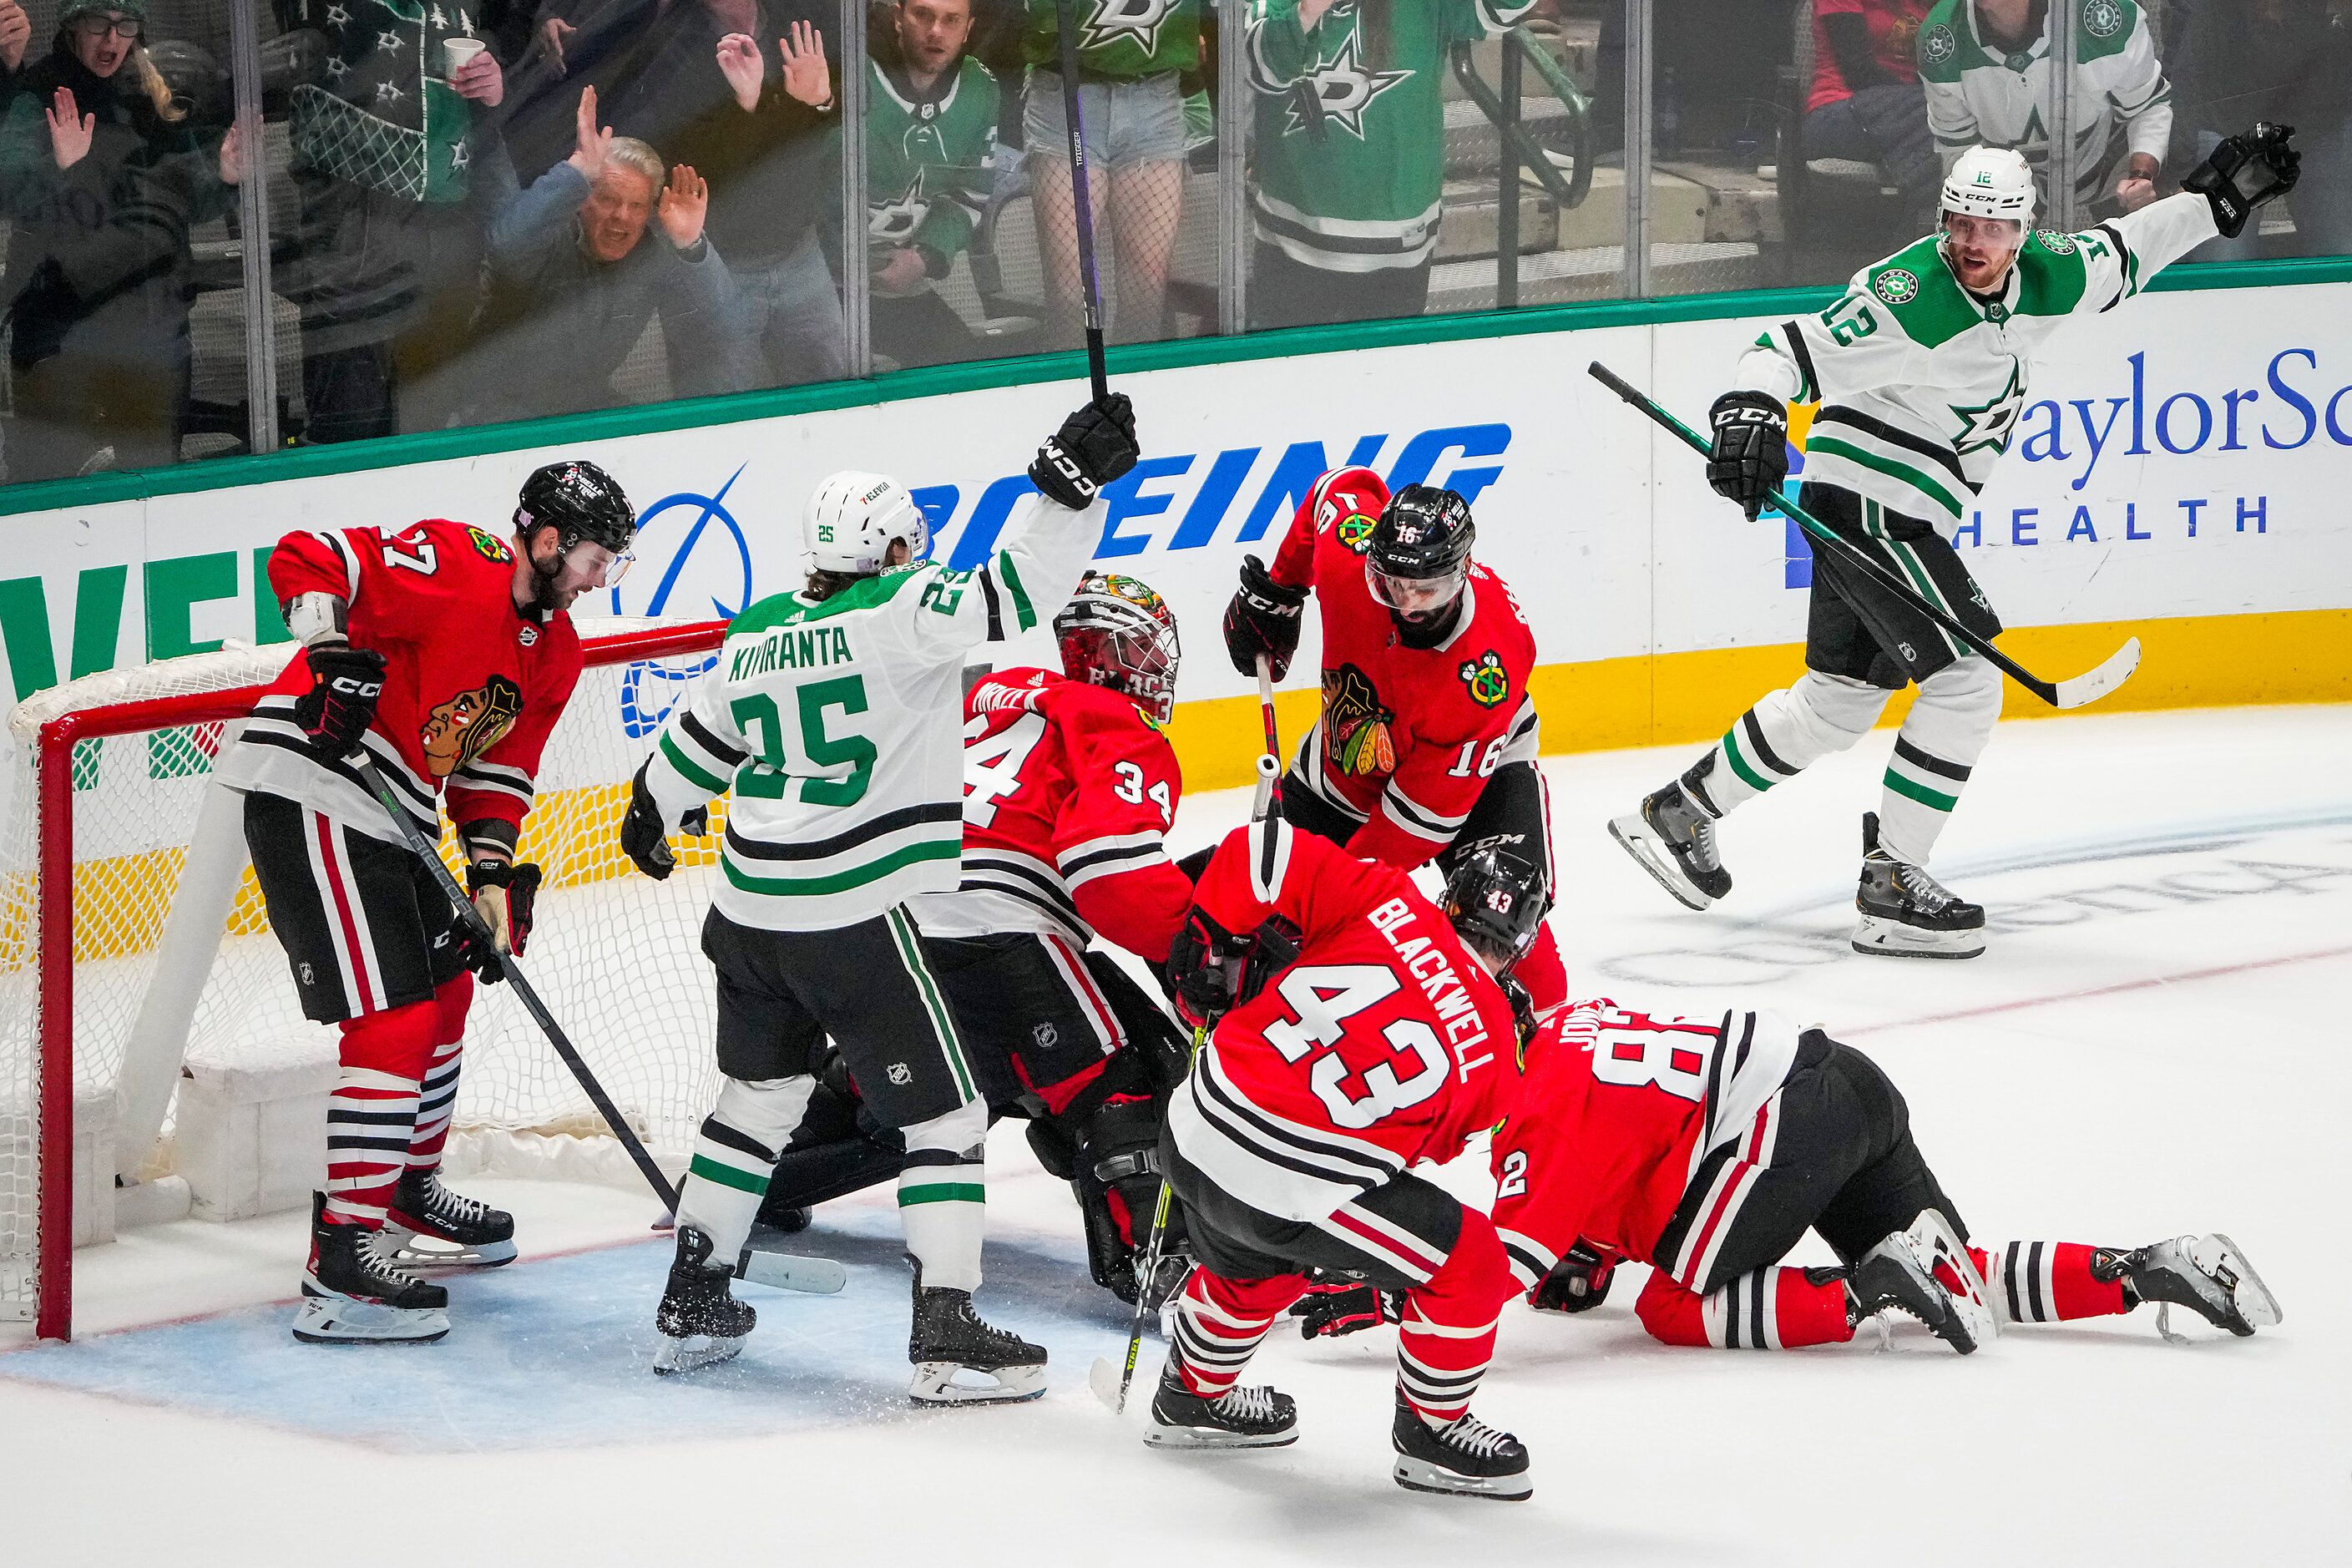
675 1075 816 1262
1875 655 1999 864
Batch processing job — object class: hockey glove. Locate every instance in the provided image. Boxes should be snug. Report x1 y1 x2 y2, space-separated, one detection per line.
621 761 711 879
1029 392 1139 509
1290 1277 1402 1339
1167 908 1302 1030
1500 974 1538 1051
2184 121 2299 239
466 860 542 959
291 644 387 761
1221 554 1308 680
1530 1240 1617 1314
1705 391 1790 520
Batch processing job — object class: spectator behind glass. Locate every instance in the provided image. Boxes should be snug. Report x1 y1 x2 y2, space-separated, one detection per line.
271 0 512 442
0 0 29 112
1806 0 1940 228
2167 0 2352 259
1917 0 2171 216
867 0 999 369
1020 0 1201 344
559 0 844 387
455 88 747 424
1244 1 1534 332
0 0 242 484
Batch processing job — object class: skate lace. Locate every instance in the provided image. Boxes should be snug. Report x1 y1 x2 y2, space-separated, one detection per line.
422 1180 491 1227
1438 1414 1514 1459
1687 814 1722 874
1214 1386 1281 1424
358 1230 431 1292
1893 862 1955 913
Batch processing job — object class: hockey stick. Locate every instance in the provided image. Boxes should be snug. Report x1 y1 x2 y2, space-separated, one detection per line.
1090 656 1284 1413
1586 362 2141 711
352 761 847 1296
1051 0 1110 402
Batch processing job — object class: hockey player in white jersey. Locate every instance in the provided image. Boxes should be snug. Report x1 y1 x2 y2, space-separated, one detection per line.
1611 127 2300 958
618 394 1140 1392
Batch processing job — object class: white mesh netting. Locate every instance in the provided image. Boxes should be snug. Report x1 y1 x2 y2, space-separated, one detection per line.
0 620 727 1320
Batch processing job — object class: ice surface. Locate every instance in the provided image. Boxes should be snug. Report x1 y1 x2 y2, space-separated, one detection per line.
3 705 2346 1565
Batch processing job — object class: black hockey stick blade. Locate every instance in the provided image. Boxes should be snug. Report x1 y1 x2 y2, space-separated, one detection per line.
1584 362 2140 711
1053 0 1110 402
737 1248 848 1296
354 760 681 1211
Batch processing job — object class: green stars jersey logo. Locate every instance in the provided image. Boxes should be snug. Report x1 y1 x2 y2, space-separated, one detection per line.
1950 359 2027 454
1872 267 1921 305
2035 229 2077 254
1077 0 1181 55
869 174 929 244
1282 31 1414 140
1920 23 1957 66
2082 0 2124 39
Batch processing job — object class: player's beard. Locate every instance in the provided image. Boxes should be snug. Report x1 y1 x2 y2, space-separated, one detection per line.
526 557 574 615
1390 596 1464 650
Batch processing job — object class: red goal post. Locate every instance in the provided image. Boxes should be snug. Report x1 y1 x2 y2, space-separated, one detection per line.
3 618 727 1341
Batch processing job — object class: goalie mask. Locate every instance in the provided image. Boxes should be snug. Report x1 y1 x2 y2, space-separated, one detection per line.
1367 486 1475 648
1055 572 1181 725
1441 846 1549 974
806 470 928 576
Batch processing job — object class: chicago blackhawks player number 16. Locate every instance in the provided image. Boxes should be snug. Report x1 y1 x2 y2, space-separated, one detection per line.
217 460 637 1345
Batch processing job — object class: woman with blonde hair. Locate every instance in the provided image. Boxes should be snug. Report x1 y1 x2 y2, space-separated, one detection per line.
0 0 241 483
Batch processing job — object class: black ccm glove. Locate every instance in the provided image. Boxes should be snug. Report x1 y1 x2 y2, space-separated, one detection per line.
1029 392 1141 509
291 644 387 760
2184 121 2299 240
1166 907 1302 1031
445 861 542 984
1221 554 1308 680
620 759 710 881
1530 1241 1617 1314
1290 1277 1403 1339
1705 390 1790 520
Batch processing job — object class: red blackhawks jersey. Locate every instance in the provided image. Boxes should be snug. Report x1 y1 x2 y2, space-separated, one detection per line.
216 518 584 851
1270 466 1540 868
910 667 1191 962
1489 1000 1803 1293
1164 817 1521 1225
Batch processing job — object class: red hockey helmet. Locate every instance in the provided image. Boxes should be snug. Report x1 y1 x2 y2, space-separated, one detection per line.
1054 572 1181 725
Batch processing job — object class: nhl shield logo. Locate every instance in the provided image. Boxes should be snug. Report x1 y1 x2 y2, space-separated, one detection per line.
1032 1022 1058 1050
888 1062 913 1086
1872 267 1921 306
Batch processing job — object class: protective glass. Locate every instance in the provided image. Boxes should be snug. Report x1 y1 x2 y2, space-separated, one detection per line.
562 539 634 589
1367 560 1468 618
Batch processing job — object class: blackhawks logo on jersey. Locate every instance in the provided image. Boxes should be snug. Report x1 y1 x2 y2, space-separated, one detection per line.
1871 267 1921 306
466 526 513 564
1458 650 1510 709
420 674 524 778
1322 664 1396 777
1335 512 1378 552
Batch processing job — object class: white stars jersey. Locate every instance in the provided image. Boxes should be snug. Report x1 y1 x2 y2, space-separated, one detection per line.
639 493 1104 932
1732 190 2218 534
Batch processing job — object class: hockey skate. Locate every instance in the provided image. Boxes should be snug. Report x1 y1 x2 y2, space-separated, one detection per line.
2115 1234 2281 1339
1608 762 1732 911
654 1226 756 1375
381 1170 518 1269
908 1263 1047 1405
1854 1209 1998 1354
1390 1395 1532 1500
293 1193 451 1345
1143 1363 1298 1449
1853 812 1985 959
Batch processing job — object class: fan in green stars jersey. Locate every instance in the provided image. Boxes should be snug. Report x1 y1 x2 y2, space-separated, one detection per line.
867 0 1001 368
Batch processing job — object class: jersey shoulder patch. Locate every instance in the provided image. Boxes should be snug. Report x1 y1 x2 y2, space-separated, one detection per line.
2075 0 2137 61
2016 232 2092 315
1311 466 1390 552
1859 239 1977 349
1914 0 1989 82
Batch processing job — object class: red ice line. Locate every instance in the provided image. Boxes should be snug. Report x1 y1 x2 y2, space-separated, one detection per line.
1849 945 2352 1037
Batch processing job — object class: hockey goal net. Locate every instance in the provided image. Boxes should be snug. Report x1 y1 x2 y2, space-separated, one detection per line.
0 619 728 1339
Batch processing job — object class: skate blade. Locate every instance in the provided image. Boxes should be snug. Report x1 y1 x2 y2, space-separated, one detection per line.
1392 1456 1532 1501
1852 914 1985 960
653 1333 746 1375
291 1297 450 1345
1607 814 1716 912
1142 1412 1297 1449
379 1227 518 1270
2198 1234 2282 1330
908 1360 1047 1405
1904 1208 1999 1352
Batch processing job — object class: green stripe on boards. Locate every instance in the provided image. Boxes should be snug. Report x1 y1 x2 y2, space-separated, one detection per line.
1720 727 1774 793
660 732 731 795
899 1183 986 1206
1883 769 1960 812
689 1153 773 1194
886 907 977 1101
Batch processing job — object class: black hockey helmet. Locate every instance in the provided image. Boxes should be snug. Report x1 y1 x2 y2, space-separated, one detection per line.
1366 485 1474 644
1441 846 1549 974
515 459 638 573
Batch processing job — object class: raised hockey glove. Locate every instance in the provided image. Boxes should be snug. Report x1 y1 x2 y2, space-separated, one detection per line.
291 643 387 760
1029 392 1139 509
1221 554 1308 680
1530 1240 1616 1314
1166 908 1301 1030
1290 1278 1402 1339
2184 121 2299 239
1705 391 1790 520
466 860 542 959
